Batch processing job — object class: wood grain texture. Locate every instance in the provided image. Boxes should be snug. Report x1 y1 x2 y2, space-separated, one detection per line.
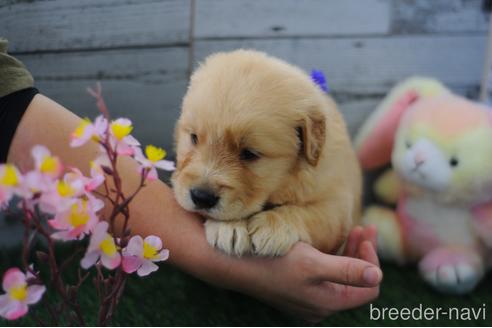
18 47 189 154
391 0 488 34
195 0 390 39
194 35 485 94
1 0 190 53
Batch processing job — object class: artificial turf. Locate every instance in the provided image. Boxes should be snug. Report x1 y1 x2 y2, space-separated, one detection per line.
0 242 491 327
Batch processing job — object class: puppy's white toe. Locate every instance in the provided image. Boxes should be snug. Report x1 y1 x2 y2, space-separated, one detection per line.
248 211 300 257
205 219 251 256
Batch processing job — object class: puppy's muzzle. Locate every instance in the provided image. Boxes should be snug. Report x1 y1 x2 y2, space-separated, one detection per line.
190 188 219 209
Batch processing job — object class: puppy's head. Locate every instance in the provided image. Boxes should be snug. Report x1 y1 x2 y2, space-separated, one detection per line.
172 50 327 220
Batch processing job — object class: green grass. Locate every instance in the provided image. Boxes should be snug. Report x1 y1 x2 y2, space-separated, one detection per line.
0 244 491 326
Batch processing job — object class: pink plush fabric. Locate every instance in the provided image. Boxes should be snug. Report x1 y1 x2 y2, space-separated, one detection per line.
358 90 418 169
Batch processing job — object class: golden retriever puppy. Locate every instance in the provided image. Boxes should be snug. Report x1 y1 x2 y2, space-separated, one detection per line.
172 49 361 257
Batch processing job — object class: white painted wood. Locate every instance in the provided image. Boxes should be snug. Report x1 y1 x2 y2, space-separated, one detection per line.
18 47 189 155
392 0 488 34
195 0 390 38
1 0 190 53
194 35 486 95
338 98 381 138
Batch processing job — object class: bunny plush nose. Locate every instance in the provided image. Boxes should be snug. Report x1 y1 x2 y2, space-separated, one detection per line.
414 151 425 166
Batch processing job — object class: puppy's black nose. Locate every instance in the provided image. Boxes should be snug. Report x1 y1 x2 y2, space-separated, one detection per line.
190 188 219 209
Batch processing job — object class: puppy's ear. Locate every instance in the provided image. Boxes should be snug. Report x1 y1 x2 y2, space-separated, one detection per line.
298 108 326 166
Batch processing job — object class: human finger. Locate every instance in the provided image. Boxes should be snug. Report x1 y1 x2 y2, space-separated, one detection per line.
311 252 382 287
343 226 363 257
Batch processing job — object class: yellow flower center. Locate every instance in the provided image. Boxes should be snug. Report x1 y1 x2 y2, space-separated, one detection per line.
9 284 27 301
100 235 117 256
68 202 89 227
73 118 91 138
145 145 166 163
1 165 19 187
143 242 158 259
57 181 75 197
40 156 58 174
110 122 133 140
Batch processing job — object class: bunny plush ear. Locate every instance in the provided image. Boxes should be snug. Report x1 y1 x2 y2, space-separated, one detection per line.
354 77 449 170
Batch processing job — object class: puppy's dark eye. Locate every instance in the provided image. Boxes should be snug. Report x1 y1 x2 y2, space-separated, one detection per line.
240 148 259 161
449 156 459 167
405 140 412 149
191 133 198 145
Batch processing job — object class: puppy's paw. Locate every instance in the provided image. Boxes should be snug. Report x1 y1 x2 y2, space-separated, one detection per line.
205 219 251 256
248 211 300 257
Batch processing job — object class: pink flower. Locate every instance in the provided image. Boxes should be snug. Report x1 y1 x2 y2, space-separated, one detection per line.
0 164 22 208
86 162 105 191
70 116 108 148
81 221 121 270
0 268 45 320
49 197 102 240
31 145 63 179
134 145 175 181
18 171 51 199
38 173 85 215
108 118 140 156
122 235 168 276
65 163 105 194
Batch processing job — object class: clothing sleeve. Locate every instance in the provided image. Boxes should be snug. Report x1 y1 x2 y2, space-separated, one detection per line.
0 38 34 98
0 38 38 163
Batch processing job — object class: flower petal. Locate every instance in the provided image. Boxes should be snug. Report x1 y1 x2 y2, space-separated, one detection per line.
89 221 109 250
152 249 170 262
137 260 158 277
51 230 77 241
2 268 25 291
145 167 158 181
144 235 162 250
31 145 49 167
116 142 135 156
122 256 142 274
155 160 175 171
0 300 28 320
0 294 10 309
80 251 100 269
123 134 140 146
26 285 46 305
125 235 144 257
100 253 121 270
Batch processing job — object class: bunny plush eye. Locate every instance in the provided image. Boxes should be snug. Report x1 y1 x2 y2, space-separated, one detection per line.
449 156 459 167
405 140 412 149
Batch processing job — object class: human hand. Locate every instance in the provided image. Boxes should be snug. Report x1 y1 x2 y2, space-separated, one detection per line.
236 225 381 322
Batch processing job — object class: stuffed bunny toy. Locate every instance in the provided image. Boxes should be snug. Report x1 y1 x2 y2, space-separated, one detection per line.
355 77 492 294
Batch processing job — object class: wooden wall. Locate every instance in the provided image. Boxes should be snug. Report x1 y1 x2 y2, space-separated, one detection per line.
1 0 488 156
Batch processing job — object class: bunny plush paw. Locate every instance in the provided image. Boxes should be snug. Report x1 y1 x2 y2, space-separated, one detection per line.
418 247 484 294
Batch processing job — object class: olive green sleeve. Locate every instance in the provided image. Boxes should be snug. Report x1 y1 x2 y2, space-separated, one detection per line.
0 38 34 98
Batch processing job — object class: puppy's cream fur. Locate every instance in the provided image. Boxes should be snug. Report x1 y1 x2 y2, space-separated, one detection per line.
172 50 361 256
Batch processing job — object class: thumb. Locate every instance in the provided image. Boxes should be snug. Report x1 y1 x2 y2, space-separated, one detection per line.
311 252 382 287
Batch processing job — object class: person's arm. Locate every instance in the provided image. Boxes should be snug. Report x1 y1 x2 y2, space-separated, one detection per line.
8 94 382 322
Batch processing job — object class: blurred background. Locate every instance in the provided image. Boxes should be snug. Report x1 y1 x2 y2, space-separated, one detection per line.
1 2 491 325
1 0 489 157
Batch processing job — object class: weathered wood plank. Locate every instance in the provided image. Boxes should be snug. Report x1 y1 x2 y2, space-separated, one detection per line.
2 0 190 53
195 0 390 39
338 98 381 138
194 35 486 95
18 47 189 155
391 0 488 34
